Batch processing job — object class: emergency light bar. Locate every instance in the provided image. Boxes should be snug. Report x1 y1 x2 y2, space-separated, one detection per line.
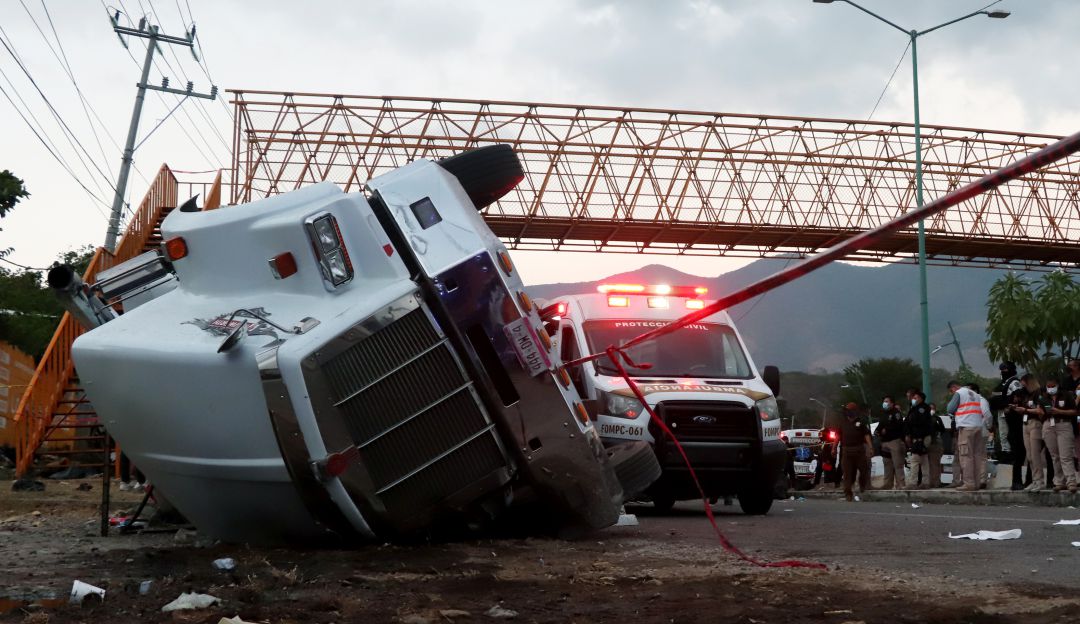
597 283 707 298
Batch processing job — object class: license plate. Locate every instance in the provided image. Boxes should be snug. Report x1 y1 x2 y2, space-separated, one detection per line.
503 317 551 377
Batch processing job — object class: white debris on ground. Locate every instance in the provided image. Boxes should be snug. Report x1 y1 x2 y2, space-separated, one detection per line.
1053 519 1080 526
948 529 1022 541
161 592 220 612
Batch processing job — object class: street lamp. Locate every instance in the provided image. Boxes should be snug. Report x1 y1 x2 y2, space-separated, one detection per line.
840 382 868 407
931 320 967 369
809 397 830 428
813 0 1009 400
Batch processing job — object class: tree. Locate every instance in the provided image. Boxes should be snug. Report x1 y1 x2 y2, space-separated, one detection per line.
0 170 29 218
0 246 95 359
985 271 1079 380
0 170 30 260
842 357 923 411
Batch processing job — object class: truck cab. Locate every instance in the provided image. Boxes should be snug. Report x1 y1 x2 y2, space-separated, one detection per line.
544 284 785 514
62 146 658 543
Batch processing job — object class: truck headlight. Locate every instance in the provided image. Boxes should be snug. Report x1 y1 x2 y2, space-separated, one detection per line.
600 391 644 419
755 396 780 421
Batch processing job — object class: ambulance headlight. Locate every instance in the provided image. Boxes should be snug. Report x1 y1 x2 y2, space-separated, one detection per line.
600 391 644 420
756 396 780 421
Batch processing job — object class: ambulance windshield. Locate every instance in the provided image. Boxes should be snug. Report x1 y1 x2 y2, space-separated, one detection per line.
583 321 753 379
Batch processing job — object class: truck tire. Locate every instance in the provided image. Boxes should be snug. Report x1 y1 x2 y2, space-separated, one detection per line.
606 441 662 499
738 486 774 516
438 144 524 210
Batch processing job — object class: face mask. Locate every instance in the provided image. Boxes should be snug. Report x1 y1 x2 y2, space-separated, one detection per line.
1048 387 1058 395
911 398 918 406
882 402 890 410
930 409 936 415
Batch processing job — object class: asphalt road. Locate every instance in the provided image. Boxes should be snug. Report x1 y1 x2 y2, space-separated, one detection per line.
626 497 1080 586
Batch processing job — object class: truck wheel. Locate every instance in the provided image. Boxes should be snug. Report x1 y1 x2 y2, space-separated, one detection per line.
438 144 525 210
607 442 662 499
738 487 774 515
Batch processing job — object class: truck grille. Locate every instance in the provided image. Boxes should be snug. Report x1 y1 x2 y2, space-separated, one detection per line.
319 306 506 519
655 400 759 441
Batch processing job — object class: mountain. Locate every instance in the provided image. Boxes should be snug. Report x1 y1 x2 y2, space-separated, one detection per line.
526 259 1014 375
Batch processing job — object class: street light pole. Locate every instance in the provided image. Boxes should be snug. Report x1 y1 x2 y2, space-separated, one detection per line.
813 0 1010 398
809 397 829 428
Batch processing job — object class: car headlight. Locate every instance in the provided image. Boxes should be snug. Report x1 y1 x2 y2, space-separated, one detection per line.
600 391 644 419
755 396 780 421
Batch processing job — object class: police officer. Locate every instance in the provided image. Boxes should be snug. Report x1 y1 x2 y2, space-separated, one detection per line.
905 391 935 489
991 362 1026 490
1016 374 1047 491
877 395 907 489
839 403 872 501
1040 378 1078 493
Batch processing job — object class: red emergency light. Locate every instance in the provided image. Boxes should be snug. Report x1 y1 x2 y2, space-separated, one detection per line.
597 283 708 297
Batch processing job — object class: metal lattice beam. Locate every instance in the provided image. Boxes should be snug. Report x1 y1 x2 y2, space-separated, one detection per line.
229 91 1080 270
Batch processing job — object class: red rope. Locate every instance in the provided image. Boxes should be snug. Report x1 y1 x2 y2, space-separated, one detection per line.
602 347 827 570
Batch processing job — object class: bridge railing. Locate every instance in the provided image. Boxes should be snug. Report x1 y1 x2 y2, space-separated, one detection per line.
227 91 1080 269
13 165 179 476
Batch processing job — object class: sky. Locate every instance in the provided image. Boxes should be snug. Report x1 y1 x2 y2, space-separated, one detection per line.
2 0 1078 286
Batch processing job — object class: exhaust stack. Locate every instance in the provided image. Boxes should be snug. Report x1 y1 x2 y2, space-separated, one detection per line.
47 264 118 330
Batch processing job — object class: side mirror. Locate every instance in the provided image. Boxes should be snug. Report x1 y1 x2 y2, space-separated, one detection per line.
217 323 248 353
763 365 780 397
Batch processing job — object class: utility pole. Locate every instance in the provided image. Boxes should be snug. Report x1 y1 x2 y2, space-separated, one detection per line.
104 12 217 252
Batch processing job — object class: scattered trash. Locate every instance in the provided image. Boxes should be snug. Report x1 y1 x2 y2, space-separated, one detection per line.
486 605 519 619
948 529 1022 541
616 513 639 527
1072 542 1080 548
161 592 220 612
173 528 197 545
69 580 106 605
139 580 152 595
853 496 861 502
783 509 794 512
1053 519 1080 526
76 482 93 491
911 503 921 509
790 496 796 501
824 609 854 615
108 516 130 526
212 557 236 571
218 617 258 624
12 478 45 492
796 497 806 502
440 609 472 619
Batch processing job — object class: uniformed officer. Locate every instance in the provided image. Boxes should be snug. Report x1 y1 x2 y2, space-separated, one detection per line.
991 362 1026 490
839 402 873 502
1040 378 1078 493
876 395 907 489
905 391 935 489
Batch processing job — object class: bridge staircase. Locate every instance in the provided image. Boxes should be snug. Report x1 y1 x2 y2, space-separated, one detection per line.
13 166 221 477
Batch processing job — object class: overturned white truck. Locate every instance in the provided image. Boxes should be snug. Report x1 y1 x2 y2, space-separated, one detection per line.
54 146 660 542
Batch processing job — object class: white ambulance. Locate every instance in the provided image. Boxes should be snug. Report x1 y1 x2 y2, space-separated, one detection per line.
543 284 785 514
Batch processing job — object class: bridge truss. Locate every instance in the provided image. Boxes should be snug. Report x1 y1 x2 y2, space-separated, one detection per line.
229 91 1080 269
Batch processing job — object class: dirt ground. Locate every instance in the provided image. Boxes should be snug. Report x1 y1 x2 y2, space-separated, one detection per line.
2 478 1078 623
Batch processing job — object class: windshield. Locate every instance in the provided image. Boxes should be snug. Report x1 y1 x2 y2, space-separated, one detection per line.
583 320 753 379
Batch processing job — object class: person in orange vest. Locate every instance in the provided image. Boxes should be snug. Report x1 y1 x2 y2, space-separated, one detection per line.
947 381 984 492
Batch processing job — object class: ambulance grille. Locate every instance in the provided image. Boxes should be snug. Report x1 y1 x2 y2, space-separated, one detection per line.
318 305 507 521
655 400 758 441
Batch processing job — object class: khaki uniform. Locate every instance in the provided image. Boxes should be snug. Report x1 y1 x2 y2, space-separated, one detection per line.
1024 418 1046 488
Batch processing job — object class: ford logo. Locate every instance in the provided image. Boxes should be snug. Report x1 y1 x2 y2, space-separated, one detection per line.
691 415 717 425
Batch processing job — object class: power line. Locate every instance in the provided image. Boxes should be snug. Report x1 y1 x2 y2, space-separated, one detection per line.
0 78 112 218
0 25 119 199
866 39 911 122
37 0 152 190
